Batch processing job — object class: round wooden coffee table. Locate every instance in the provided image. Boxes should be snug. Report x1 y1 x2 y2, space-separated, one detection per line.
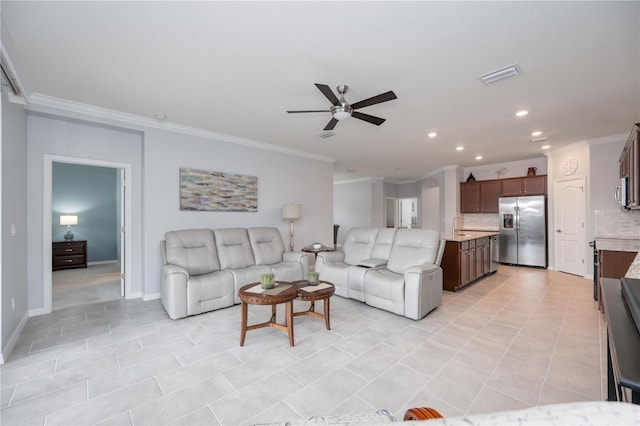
238 282 298 347
292 280 335 330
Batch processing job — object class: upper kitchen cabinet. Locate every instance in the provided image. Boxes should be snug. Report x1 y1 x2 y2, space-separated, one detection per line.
501 175 547 196
460 179 501 213
619 123 640 209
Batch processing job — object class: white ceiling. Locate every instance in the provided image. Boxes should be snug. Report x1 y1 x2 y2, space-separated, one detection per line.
3 1 639 182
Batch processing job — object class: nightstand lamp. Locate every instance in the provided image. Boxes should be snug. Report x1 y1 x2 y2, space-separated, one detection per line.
60 215 78 241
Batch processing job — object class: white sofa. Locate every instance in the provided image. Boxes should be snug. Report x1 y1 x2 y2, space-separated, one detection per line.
315 227 445 320
160 227 309 319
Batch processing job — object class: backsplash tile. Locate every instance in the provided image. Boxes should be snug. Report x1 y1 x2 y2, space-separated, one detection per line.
594 209 640 239
462 213 499 231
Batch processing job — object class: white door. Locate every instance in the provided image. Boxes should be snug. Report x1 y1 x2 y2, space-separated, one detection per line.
554 178 586 276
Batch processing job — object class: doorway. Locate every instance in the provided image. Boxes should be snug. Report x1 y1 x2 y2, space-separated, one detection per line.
385 197 418 228
554 177 586 276
43 155 132 314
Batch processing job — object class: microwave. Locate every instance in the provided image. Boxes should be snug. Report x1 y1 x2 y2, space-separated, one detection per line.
615 177 628 207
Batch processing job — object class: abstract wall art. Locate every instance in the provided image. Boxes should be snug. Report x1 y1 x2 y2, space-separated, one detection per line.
180 168 258 212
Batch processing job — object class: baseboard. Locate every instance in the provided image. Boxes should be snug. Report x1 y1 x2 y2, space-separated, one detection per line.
1 311 29 365
28 306 50 317
87 260 119 266
142 292 161 301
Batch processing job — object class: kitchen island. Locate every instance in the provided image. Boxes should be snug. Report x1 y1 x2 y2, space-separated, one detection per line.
441 231 499 292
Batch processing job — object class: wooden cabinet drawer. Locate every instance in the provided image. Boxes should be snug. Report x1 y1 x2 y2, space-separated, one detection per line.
460 241 469 250
52 240 87 271
476 237 490 246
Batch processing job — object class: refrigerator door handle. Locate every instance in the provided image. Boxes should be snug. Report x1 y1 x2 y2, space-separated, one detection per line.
515 206 520 230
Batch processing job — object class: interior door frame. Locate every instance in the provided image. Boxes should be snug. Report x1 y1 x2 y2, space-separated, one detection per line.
43 155 132 313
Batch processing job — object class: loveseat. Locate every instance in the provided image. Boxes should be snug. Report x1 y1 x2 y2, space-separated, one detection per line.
160 227 309 319
315 227 445 320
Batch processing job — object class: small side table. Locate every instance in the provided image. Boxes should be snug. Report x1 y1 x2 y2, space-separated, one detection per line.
292 280 335 330
302 245 335 271
238 282 298 347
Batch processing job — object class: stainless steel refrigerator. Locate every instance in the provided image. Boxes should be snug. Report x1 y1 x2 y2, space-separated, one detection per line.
499 195 547 267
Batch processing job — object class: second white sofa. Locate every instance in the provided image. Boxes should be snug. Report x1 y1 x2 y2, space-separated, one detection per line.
315 227 445 320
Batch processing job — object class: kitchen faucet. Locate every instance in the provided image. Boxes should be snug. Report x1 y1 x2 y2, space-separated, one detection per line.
452 216 464 236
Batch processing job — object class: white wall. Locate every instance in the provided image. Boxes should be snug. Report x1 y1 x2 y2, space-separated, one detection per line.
26 113 334 309
27 115 144 310
1 88 29 361
143 127 333 296
590 138 627 212
462 157 547 181
333 180 373 246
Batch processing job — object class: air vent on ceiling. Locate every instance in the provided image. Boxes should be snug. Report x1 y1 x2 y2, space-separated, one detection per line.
529 137 548 143
317 130 334 139
479 64 520 85
0 53 21 97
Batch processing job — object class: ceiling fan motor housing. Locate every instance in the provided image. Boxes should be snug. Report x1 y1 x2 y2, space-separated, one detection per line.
331 104 353 120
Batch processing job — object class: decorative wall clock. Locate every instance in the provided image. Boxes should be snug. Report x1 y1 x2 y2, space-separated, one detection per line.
560 158 578 176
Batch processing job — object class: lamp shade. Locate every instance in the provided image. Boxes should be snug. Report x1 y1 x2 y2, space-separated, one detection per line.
282 204 301 220
60 215 78 226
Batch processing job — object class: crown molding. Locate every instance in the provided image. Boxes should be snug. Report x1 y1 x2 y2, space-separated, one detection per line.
585 132 628 146
27 93 336 164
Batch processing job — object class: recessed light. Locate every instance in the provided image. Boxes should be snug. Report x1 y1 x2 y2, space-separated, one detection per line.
515 110 528 117
475 155 483 160
456 146 464 151
531 131 542 137
427 132 437 138
541 145 551 150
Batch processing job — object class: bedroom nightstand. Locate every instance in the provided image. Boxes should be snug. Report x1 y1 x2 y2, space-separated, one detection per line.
52 240 87 271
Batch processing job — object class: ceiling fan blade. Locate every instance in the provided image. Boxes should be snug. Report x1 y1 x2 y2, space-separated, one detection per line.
315 83 341 106
351 91 397 110
352 111 386 126
286 110 330 113
324 118 339 130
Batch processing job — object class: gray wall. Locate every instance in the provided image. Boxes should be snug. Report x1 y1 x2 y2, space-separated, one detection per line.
333 180 373 246
26 113 334 312
52 162 118 262
1 89 29 360
590 139 626 212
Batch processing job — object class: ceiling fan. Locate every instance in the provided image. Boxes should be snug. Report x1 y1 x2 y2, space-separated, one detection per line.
287 84 397 131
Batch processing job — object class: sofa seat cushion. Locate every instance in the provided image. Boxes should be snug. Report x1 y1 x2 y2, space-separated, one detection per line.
214 228 255 269
364 268 405 316
165 229 221 275
227 264 272 303
187 271 235 316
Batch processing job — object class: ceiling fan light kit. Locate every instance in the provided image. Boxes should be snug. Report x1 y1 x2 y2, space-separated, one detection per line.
287 83 397 131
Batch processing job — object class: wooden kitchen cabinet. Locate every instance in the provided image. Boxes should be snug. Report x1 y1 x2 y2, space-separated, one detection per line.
52 240 87 271
597 250 637 311
619 123 640 209
442 237 492 291
501 176 547 197
460 179 501 213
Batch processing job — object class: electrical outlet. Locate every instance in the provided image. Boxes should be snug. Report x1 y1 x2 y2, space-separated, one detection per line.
11 224 16 237
11 297 15 311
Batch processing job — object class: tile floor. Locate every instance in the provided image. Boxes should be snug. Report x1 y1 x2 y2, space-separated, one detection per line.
1 265 606 425
52 263 121 311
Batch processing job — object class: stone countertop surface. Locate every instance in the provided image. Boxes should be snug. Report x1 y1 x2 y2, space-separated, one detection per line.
443 230 500 242
626 254 640 279
595 238 640 252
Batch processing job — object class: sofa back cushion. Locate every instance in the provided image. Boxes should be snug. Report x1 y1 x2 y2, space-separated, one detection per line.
214 228 256 269
343 228 379 265
387 229 441 274
371 228 397 260
165 229 220 276
247 227 285 265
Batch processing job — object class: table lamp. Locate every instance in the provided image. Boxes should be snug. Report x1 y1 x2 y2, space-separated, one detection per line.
60 215 78 241
282 204 301 251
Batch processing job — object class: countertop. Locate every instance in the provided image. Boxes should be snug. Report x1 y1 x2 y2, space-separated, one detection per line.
595 238 640 252
443 230 499 242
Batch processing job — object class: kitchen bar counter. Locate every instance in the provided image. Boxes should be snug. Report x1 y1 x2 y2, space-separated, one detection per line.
442 230 499 242
595 238 640 252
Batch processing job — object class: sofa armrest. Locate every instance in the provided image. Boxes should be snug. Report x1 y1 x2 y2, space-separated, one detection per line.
404 263 443 320
161 264 189 320
283 251 310 278
315 251 345 270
